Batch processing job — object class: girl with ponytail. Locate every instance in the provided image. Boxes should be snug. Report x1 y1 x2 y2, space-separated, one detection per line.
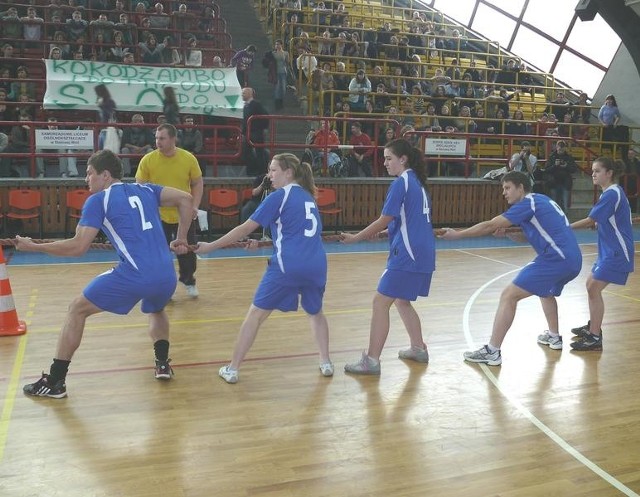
569 157 634 351
341 138 436 375
195 153 332 383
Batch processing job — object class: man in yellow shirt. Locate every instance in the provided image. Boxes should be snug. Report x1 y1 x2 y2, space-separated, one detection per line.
136 123 204 297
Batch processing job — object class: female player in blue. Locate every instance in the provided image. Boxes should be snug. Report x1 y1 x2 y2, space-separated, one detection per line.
441 171 582 366
341 139 436 375
570 157 635 351
194 153 333 383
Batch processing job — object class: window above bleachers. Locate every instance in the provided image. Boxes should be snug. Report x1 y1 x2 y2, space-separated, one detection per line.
426 0 622 97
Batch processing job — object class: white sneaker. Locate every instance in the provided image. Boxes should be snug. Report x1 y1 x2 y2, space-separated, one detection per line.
463 345 502 366
185 284 199 297
344 352 381 375
537 331 563 350
219 365 238 384
398 344 429 363
319 362 334 377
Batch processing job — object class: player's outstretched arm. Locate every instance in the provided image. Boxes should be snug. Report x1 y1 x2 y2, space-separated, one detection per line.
571 217 595 230
195 220 261 254
15 225 99 257
340 215 393 244
440 215 512 240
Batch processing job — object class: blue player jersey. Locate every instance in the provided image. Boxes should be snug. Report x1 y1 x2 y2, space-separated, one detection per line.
382 169 436 273
251 184 327 287
79 183 175 280
589 185 634 273
503 193 581 264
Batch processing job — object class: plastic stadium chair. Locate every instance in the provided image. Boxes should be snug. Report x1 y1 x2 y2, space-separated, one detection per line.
316 187 342 233
6 189 43 239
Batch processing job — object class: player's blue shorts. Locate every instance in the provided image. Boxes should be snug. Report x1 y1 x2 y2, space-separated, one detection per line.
592 262 630 285
378 269 433 301
253 269 325 315
513 256 581 297
83 267 177 315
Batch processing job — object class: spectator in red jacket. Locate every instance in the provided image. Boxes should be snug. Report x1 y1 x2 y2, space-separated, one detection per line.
348 121 373 176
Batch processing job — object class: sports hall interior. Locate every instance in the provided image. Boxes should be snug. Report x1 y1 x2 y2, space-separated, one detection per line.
1 0 640 496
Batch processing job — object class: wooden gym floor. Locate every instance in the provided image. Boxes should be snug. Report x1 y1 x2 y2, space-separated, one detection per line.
1 238 639 497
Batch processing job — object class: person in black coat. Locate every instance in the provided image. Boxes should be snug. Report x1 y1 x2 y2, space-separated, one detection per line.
544 140 578 212
242 87 269 176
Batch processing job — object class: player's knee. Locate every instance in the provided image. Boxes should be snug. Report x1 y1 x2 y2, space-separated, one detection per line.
67 295 98 318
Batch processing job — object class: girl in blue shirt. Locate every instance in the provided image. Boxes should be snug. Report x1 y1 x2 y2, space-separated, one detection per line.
598 94 623 147
342 139 436 375
195 153 333 383
570 157 635 351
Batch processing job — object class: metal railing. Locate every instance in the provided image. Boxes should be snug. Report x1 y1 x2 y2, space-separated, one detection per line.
0 119 242 178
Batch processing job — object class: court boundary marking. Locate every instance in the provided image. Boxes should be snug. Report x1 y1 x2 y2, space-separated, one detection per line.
461 258 639 496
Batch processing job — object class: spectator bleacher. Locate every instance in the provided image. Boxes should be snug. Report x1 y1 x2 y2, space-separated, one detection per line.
258 0 636 180
0 0 637 181
0 0 242 177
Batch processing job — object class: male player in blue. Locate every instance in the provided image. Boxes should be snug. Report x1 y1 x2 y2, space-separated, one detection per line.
17 149 194 398
441 170 582 366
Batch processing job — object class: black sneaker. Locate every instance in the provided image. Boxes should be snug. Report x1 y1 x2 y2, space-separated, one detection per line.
155 359 174 380
23 373 67 399
571 321 590 338
570 333 603 351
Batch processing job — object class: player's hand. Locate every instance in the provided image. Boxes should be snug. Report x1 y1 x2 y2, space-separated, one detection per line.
438 227 459 240
14 235 37 251
193 241 214 254
492 227 507 238
245 239 260 250
170 239 189 255
339 232 357 244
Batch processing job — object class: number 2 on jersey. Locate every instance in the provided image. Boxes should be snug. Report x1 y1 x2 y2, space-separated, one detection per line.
129 196 153 231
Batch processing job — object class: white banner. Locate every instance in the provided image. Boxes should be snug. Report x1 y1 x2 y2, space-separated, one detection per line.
35 129 94 149
425 137 467 156
43 60 244 119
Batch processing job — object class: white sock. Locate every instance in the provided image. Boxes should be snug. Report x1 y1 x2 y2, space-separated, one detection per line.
486 344 500 353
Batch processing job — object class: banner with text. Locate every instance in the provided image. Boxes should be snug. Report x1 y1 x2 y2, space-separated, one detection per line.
424 137 467 156
43 60 244 119
35 129 94 149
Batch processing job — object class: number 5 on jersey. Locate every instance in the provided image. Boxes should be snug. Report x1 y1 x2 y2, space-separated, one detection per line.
304 201 319 237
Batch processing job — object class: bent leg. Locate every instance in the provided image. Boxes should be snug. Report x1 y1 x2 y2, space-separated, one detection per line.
367 292 395 360
229 304 273 370
394 299 424 348
539 296 559 333
586 275 609 335
148 310 170 343
489 283 532 348
308 310 330 363
55 295 103 360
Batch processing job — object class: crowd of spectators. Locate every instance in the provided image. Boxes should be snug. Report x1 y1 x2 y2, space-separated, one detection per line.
270 2 627 152
0 0 636 181
0 0 228 177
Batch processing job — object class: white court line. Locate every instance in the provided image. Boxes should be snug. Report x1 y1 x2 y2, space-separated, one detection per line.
455 249 523 267
462 268 640 497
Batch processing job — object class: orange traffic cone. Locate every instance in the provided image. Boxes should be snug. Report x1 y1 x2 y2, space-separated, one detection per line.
0 246 27 336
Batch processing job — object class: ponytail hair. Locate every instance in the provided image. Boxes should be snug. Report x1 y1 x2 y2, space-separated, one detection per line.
593 156 624 181
384 138 429 191
271 152 317 197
